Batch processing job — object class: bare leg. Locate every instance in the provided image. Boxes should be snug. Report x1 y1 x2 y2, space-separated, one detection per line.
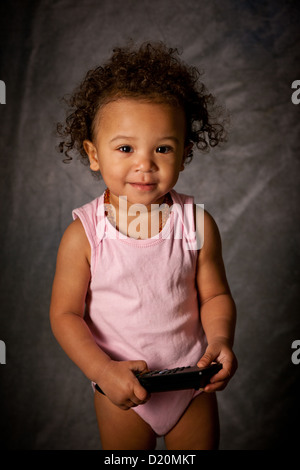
94 391 157 450
164 392 219 450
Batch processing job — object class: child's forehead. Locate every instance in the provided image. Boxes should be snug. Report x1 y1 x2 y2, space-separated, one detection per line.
93 98 186 134
96 97 184 121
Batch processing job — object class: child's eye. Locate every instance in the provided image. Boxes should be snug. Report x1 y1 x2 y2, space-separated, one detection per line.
118 145 133 153
156 146 172 154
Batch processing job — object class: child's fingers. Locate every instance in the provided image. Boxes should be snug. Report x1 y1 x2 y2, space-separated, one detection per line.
119 380 149 408
133 379 149 403
203 380 227 393
204 358 237 392
127 360 150 405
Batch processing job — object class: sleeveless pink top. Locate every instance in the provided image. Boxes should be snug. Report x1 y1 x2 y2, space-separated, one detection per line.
72 189 206 371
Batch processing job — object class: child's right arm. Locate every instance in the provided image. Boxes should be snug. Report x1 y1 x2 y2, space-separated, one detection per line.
49 219 149 409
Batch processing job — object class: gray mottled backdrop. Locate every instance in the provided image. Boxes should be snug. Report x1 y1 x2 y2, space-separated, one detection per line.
0 0 299 450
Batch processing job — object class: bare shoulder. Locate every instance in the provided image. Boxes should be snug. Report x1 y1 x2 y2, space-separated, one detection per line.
193 204 222 255
58 218 91 265
203 209 222 244
195 206 230 300
51 218 91 318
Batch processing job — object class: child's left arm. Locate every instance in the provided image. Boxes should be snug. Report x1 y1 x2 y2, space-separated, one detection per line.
195 208 237 392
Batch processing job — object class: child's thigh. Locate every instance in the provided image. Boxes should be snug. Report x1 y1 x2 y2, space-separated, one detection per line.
94 391 157 450
164 392 220 450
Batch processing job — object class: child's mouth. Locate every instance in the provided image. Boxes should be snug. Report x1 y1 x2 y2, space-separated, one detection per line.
129 183 157 191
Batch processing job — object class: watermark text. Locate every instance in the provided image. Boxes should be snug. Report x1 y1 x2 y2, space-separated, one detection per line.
0 340 6 364
96 198 204 250
103 453 196 466
0 80 5 104
291 340 300 364
291 80 300 105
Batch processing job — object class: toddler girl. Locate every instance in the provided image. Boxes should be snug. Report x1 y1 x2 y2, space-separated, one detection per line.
50 42 237 450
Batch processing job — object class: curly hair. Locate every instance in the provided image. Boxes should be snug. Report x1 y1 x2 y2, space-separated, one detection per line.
57 41 227 172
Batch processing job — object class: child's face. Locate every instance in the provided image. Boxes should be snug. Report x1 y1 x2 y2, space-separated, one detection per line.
84 98 191 207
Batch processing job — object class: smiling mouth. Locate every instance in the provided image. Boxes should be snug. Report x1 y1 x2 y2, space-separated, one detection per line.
129 182 157 191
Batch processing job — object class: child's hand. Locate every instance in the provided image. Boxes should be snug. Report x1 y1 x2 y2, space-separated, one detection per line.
97 360 150 410
197 339 238 393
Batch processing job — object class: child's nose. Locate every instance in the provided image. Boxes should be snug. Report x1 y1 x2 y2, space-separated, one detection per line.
135 152 156 173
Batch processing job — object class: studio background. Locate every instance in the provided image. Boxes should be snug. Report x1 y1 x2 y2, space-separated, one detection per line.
0 0 299 450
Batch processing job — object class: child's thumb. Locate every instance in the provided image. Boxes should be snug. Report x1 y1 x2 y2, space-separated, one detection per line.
197 352 214 369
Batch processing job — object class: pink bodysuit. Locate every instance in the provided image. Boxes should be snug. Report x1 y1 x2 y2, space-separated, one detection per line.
72 189 207 436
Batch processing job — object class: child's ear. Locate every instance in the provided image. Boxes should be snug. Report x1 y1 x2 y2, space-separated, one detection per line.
83 140 100 171
181 142 193 171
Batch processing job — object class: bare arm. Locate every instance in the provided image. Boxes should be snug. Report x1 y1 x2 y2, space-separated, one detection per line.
196 209 237 391
49 219 112 381
49 218 149 409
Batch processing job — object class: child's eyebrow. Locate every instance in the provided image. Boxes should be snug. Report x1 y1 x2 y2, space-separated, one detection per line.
109 135 180 144
109 135 137 143
159 136 180 144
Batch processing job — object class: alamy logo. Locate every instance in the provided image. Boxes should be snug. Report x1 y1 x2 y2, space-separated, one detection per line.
96 197 204 250
291 80 300 105
0 80 5 104
0 340 6 364
291 340 300 365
